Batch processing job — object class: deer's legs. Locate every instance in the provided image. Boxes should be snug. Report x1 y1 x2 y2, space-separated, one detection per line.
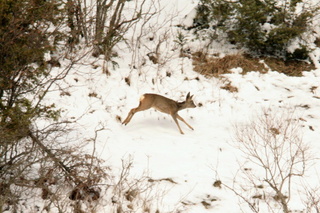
122 101 152 125
171 114 184 134
122 108 136 125
177 114 194 130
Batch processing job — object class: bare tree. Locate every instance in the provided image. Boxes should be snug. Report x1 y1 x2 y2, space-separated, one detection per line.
66 0 89 46
231 108 312 213
93 0 148 62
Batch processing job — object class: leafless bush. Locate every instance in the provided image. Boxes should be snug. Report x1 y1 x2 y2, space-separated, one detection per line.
230 108 313 213
0 121 109 212
128 0 176 70
302 180 320 213
66 0 161 71
93 0 154 62
108 157 174 213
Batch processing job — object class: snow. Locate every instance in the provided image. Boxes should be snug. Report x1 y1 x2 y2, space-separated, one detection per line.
10 0 320 212
44 53 320 212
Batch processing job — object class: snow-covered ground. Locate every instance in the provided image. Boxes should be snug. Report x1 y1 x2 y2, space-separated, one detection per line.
30 0 320 212
51 53 320 212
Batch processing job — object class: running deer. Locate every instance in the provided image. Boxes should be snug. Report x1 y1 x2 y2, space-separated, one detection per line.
122 92 196 134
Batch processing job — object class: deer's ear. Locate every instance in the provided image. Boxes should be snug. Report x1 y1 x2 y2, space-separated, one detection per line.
186 92 190 99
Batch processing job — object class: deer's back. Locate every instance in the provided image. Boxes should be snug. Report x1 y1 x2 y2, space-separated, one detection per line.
142 93 178 114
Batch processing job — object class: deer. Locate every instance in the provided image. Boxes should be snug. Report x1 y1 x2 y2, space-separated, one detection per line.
122 92 196 134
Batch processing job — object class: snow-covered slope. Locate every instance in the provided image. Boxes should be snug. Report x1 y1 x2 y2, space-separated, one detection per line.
43 48 320 213
33 0 320 212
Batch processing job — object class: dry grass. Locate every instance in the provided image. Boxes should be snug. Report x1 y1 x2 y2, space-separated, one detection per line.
263 57 315 77
192 52 315 77
192 53 266 77
315 37 320 48
221 80 238 93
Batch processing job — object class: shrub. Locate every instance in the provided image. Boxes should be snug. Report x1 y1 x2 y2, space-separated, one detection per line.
231 108 313 212
0 1 107 211
193 0 318 60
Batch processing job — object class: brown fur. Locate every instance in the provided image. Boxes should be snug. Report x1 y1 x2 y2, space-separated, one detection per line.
122 92 196 134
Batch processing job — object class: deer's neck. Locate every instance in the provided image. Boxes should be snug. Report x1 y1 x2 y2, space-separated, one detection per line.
177 101 186 111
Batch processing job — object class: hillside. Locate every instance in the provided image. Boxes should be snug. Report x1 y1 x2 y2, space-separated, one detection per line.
2 0 320 212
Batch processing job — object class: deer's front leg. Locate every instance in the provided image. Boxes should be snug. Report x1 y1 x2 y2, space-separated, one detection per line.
171 114 184 134
177 114 194 130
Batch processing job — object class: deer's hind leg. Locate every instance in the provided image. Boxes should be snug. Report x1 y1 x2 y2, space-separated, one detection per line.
122 95 152 125
122 108 136 125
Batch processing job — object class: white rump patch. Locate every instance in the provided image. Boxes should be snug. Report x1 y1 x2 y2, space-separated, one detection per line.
140 95 145 101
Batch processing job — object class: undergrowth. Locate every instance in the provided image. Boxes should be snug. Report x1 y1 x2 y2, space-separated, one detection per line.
263 57 316 76
192 52 315 77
